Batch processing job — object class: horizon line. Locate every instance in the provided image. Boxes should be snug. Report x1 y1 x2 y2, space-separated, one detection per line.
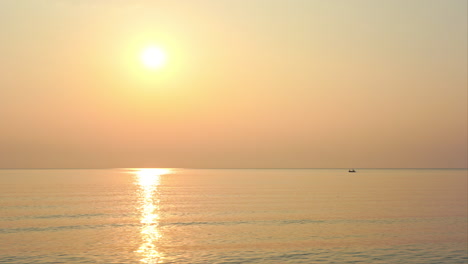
0 167 466 170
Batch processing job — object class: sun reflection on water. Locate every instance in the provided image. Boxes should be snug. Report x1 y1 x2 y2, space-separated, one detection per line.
133 168 171 264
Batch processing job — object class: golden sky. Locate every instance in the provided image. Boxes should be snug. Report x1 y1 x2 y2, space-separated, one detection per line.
0 0 467 168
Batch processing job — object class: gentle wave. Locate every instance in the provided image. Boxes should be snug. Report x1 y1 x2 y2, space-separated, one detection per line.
2 217 465 234
0 222 138 234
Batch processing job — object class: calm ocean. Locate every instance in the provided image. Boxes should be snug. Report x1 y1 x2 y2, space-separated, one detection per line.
0 169 467 264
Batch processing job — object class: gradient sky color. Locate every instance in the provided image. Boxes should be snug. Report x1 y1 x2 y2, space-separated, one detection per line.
0 0 466 168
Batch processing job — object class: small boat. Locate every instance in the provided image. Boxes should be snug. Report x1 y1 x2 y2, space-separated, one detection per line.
348 169 356 173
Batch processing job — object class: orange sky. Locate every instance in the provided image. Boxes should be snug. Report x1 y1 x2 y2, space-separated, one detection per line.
0 0 466 168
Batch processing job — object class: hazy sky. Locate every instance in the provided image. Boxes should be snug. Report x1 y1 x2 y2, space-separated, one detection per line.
0 0 466 168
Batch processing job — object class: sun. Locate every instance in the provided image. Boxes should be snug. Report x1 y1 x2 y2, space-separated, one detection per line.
141 46 167 69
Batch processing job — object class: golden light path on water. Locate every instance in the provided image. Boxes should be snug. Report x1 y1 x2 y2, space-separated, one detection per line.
133 168 172 264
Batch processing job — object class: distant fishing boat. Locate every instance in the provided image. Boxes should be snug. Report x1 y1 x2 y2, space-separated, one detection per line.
348 169 356 173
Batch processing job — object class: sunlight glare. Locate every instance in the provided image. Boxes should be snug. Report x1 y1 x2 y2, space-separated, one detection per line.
136 168 170 186
133 168 171 264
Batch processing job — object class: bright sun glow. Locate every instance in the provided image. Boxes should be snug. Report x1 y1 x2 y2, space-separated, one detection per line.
141 46 167 69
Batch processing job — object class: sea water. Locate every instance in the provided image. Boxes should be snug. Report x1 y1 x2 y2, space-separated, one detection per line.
0 169 466 263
